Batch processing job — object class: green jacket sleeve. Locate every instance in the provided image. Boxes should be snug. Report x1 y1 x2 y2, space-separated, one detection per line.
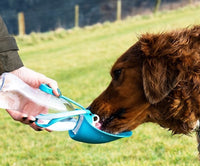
0 16 23 75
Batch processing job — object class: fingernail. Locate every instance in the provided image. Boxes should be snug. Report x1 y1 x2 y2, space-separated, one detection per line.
57 88 62 96
22 117 28 120
29 120 35 123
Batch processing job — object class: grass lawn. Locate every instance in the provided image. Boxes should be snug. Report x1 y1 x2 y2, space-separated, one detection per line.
1 4 200 166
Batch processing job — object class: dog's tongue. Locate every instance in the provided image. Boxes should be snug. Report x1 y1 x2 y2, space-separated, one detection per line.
95 122 102 129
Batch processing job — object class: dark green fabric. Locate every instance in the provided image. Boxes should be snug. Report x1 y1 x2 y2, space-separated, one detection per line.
0 16 23 75
0 51 23 74
0 36 18 52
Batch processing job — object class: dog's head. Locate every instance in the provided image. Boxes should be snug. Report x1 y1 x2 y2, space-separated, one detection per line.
89 26 200 134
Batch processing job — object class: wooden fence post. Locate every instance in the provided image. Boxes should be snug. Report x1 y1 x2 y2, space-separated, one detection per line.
116 0 121 21
18 12 25 35
154 0 161 13
75 5 79 28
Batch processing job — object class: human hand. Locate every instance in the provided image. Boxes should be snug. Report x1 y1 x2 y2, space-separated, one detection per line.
11 66 60 96
6 66 59 131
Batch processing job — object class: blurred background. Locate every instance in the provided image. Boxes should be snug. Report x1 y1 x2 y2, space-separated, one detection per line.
0 0 199 35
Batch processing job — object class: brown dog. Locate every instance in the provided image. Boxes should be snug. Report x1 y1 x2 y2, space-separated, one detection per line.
89 25 200 149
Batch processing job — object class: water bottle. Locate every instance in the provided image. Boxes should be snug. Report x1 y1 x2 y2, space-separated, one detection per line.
0 73 72 113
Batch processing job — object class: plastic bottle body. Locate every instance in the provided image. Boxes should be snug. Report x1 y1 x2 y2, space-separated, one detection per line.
0 73 67 112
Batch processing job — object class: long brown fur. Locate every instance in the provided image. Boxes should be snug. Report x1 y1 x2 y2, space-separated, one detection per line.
89 25 200 137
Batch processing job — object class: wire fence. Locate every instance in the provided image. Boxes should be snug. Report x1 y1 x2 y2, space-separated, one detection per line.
0 0 199 35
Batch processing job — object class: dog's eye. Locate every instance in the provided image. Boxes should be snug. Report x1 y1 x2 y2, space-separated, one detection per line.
113 69 122 80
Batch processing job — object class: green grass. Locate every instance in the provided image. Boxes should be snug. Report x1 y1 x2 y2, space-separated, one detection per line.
1 4 200 166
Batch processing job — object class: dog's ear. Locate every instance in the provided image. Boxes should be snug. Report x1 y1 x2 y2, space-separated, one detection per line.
140 34 183 104
142 58 182 104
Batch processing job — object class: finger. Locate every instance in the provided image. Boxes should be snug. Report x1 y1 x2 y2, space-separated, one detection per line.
26 116 36 124
47 80 60 97
6 109 27 122
19 115 36 125
6 110 35 125
45 128 52 132
30 122 44 131
53 88 61 97
32 120 52 132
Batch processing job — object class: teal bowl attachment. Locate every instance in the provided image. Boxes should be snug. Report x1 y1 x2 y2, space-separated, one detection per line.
69 112 132 144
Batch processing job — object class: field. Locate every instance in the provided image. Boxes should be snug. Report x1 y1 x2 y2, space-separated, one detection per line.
1 4 200 166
